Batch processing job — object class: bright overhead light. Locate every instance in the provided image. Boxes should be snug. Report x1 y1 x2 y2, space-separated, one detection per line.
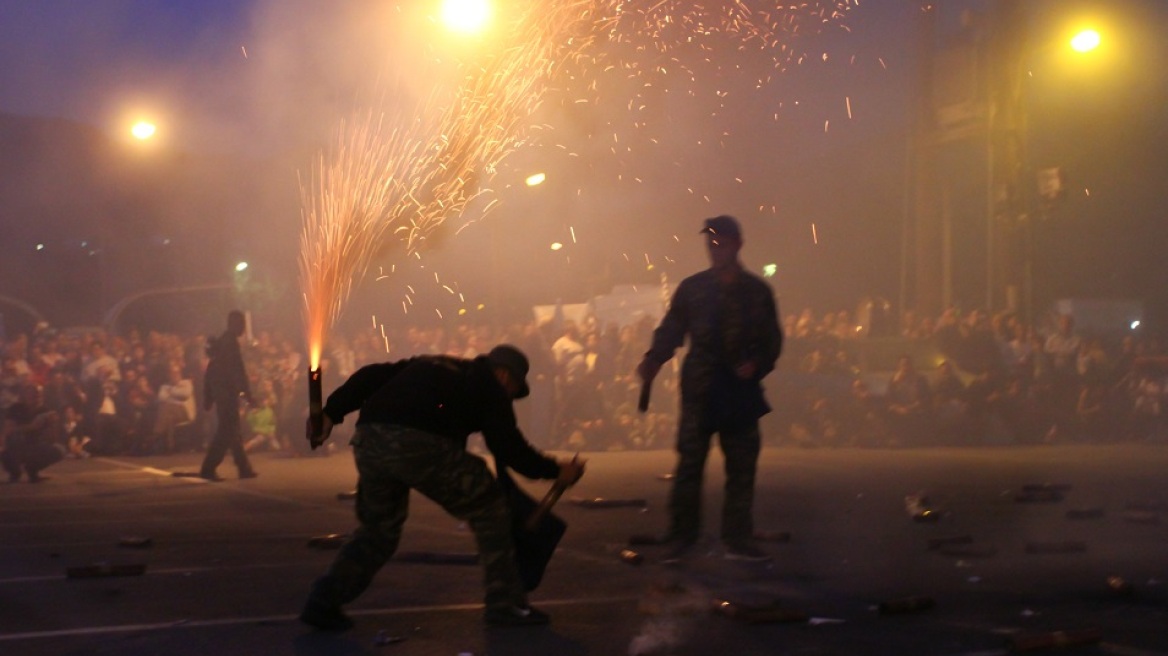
1070 29 1101 53
235 261 249 272
131 121 157 140
441 0 490 34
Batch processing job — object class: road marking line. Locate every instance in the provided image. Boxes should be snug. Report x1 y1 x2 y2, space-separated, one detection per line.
0 595 637 641
0 561 316 585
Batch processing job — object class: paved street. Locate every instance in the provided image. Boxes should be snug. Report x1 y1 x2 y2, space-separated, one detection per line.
2 443 1166 656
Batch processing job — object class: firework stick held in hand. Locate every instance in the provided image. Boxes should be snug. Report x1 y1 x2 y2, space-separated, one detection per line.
526 454 578 532
308 367 324 449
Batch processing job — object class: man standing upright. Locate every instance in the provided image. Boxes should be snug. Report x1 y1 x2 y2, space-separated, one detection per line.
638 215 783 563
199 310 257 481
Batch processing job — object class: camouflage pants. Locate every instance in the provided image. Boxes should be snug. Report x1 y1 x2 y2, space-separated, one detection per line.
668 408 761 544
305 423 526 612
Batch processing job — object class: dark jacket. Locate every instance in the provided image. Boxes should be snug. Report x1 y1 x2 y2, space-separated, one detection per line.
203 331 251 407
646 267 783 428
322 355 559 481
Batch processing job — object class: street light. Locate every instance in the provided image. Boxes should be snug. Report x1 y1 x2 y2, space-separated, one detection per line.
1009 20 1107 324
440 0 491 34
1070 29 1101 53
130 121 157 141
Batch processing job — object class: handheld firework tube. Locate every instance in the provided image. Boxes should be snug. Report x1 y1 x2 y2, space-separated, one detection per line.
637 379 651 413
525 454 578 532
308 367 324 449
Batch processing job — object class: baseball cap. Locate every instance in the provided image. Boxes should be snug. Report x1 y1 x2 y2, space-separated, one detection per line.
488 344 531 399
699 215 742 239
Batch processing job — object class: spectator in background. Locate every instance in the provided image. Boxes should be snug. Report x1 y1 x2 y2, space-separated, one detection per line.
121 370 157 454
843 378 886 447
885 355 931 446
62 405 91 458
2 385 63 483
244 394 281 453
931 361 969 444
1045 314 1082 375
0 355 23 411
89 375 124 455
82 342 120 386
153 363 195 453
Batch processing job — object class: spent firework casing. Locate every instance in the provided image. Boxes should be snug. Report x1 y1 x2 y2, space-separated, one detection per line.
905 494 940 522
713 599 809 624
620 549 644 565
1107 576 1134 596
1009 628 1102 652
570 497 648 509
307 533 347 549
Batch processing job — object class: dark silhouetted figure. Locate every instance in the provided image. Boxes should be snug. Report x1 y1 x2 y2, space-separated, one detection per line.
299 345 585 631
2 385 64 483
199 311 256 481
638 215 783 563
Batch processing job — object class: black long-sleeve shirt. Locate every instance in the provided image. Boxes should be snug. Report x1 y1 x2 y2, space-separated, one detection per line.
322 355 559 481
203 331 251 403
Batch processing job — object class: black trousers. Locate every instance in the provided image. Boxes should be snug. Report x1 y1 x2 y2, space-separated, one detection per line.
199 394 254 476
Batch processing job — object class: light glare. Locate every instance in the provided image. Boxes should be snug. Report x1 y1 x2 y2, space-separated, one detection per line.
235 261 249 272
441 0 490 34
131 121 157 140
1070 29 1101 53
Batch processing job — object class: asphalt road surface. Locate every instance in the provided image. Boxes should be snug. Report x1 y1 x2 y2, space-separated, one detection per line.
2 443 1166 656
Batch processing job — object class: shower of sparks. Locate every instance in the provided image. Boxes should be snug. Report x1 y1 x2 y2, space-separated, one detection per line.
301 1 861 363
300 0 602 366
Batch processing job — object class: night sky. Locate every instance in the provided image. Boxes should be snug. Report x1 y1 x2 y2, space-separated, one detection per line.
1 0 1166 334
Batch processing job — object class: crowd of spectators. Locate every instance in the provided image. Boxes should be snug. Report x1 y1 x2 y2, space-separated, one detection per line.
777 304 1168 447
3 302 1166 480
